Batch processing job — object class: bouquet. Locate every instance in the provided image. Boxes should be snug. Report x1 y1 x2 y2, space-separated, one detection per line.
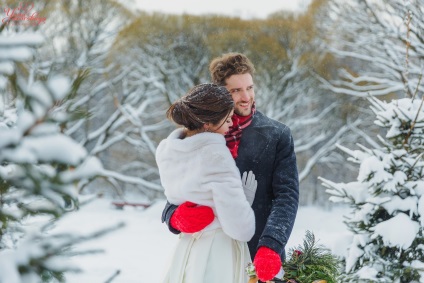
246 231 340 283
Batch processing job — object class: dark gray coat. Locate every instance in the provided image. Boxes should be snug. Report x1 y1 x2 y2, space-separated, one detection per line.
162 110 299 260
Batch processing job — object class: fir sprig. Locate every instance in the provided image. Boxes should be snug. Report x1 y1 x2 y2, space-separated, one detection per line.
283 231 340 283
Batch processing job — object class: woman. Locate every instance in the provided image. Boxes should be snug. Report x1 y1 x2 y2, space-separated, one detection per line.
156 83 256 283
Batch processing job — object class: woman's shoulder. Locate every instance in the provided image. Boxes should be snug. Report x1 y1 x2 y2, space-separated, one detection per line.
199 135 231 157
157 130 225 154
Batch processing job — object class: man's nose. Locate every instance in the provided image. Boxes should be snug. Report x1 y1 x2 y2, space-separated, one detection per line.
240 89 250 101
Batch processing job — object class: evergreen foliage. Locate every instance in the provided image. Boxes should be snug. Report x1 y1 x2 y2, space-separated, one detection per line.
319 1 424 281
283 231 340 283
0 31 118 282
321 96 424 282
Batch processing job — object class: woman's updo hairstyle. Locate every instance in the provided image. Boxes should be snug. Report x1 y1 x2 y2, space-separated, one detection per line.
166 83 234 131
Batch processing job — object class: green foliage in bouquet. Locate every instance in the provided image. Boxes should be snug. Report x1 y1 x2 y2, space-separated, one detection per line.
283 231 340 283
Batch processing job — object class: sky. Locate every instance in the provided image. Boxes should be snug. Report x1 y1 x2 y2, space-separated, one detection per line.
125 0 313 19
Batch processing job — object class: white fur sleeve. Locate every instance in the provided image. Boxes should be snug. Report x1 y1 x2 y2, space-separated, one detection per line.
201 146 255 242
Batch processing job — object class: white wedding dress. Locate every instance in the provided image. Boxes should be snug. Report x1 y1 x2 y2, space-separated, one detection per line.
162 229 251 283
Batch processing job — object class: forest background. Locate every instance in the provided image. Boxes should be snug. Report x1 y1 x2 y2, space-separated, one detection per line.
2 0 424 281
2 0 421 207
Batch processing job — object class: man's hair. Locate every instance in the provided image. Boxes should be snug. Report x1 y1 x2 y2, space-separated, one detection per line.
209 53 255 86
166 83 234 131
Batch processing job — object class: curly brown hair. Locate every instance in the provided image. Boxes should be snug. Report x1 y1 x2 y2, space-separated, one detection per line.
209 53 256 86
166 83 234 131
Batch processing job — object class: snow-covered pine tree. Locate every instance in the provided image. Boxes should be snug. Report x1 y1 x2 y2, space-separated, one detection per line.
319 1 424 282
320 96 424 282
0 32 117 282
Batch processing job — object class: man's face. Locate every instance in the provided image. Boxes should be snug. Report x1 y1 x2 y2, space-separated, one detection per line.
225 73 255 116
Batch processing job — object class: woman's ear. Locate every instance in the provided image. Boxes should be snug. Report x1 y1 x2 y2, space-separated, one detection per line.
203 123 211 132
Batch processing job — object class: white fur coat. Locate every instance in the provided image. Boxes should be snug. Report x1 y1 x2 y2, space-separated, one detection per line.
156 128 255 242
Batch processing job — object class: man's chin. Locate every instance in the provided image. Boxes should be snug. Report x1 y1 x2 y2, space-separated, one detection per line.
235 108 252 116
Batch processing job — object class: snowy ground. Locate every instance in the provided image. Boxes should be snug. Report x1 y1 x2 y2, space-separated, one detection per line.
52 197 351 283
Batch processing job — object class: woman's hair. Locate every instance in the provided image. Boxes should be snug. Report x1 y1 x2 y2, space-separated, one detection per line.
209 53 255 86
166 83 234 131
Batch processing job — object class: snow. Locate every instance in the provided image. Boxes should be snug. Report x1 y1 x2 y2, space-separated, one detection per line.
16 110 36 133
324 95 424 279
356 266 379 281
41 198 351 282
371 212 419 250
30 123 60 135
408 260 424 271
419 196 424 226
383 170 407 192
0 76 6 89
320 178 369 204
0 62 14 75
336 143 370 163
381 195 418 216
350 203 374 224
0 251 20 283
2 134 87 165
0 128 20 148
26 82 52 108
375 98 424 139
47 75 71 100
60 156 103 182
0 47 34 61
345 234 368 273
0 34 44 47
357 155 392 184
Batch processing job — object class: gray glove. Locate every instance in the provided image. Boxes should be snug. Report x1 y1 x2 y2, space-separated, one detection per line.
242 171 257 206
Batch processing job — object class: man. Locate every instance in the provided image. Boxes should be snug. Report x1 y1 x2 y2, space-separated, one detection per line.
161 53 299 282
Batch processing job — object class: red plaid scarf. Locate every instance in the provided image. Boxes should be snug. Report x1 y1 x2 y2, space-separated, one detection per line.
225 105 256 159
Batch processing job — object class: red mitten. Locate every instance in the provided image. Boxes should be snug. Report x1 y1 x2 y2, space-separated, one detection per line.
170 201 214 233
253 246 282 282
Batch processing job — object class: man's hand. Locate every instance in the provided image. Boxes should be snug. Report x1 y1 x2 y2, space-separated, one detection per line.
170 201 214 233
253 246 282 282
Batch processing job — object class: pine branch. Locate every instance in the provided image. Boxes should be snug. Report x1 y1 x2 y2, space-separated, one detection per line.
411 73 423 102
403 95 424 147
104 270 121 283
283 231 341 283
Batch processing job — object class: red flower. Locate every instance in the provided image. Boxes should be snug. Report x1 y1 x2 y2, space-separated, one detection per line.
293 250 303 257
